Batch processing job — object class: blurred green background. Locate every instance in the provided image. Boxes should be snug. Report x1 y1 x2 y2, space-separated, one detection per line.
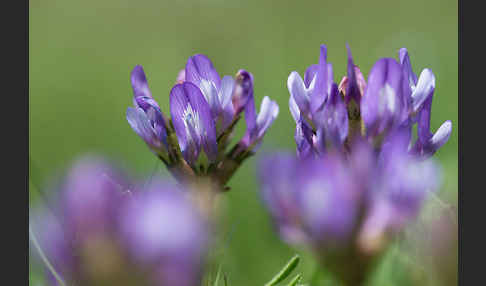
29 0 457 285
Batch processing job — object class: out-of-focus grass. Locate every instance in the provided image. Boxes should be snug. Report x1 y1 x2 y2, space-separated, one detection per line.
30 0 457 285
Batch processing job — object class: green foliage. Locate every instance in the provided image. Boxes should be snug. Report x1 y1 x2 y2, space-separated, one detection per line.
264 255 300 286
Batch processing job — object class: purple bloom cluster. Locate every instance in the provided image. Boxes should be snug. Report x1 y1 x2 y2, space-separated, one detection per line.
31 156 208 286
288 45 451 158
260 135 440 284
261 134 440 246
127 55 278 188
260 44 451 284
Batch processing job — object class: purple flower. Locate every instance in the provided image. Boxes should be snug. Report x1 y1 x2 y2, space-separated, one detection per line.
31 157 132 285
126 56 279 188
288 45 333 122
119 181 208 286
358 133 441 254
341 44 366 104
360 58 411 136
280 43 451 283
411 95 452 158
185 54 236 134
398 48 452 158
127 66 169 158
239 95 279 151
259 134 440 283
294 118 316 158
287 45 347 157
259 153 360 246
288 44 451 160
61 157 129 240
233 69 254 114
313 83 348 148
31 156 209 286
399 48 435 116
170 82 218 165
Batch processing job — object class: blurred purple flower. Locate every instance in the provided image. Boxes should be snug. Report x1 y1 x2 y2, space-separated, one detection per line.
259 133 440 284
119 181 208 286
259 152 360 247
61 157 129 240
31 156 209 286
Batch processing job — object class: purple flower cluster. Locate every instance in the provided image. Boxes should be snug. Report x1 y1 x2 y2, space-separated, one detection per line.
262 134 440 246
260 44 451 284
127 55 278 188
260 136 441 284
288 45 451 158
31 156 208 286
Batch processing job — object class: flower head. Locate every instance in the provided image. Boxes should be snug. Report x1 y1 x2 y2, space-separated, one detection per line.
269 43 452 284
259 135 440 284
286 45 451 159
127 55 279 189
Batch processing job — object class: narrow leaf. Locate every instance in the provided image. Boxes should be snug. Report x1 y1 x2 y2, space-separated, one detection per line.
264 254 300 286
286 274 302 286
29 225 66 286
213 265 222 286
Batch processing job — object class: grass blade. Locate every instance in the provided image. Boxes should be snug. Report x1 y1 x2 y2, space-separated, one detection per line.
264 254 300 286
286 274 302 286
213 265 222 286
29 224 66 286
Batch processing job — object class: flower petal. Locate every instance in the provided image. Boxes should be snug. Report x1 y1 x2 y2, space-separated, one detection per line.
414 120 452 158
170 82 218 164
131 65 160 111
310 45 330 114
289 95 300 122
287 71 310 116
429 120 452 151
412 68 435 113
176 69 186 83
255 96 279 140
399 48 418 88
361 58 405 134
344 44 361 103
295 119 314 159
219 76 236 130
146 106 168 145
185 54 221 90
304 64 318 89
220 76 235 109
313 83 348 146
233 70 254 114
127 107 163 151
417 95 433 141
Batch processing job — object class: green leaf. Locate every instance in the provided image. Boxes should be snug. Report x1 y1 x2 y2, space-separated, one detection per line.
264 254 300 286
286 274 302 286
213 265 222 286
